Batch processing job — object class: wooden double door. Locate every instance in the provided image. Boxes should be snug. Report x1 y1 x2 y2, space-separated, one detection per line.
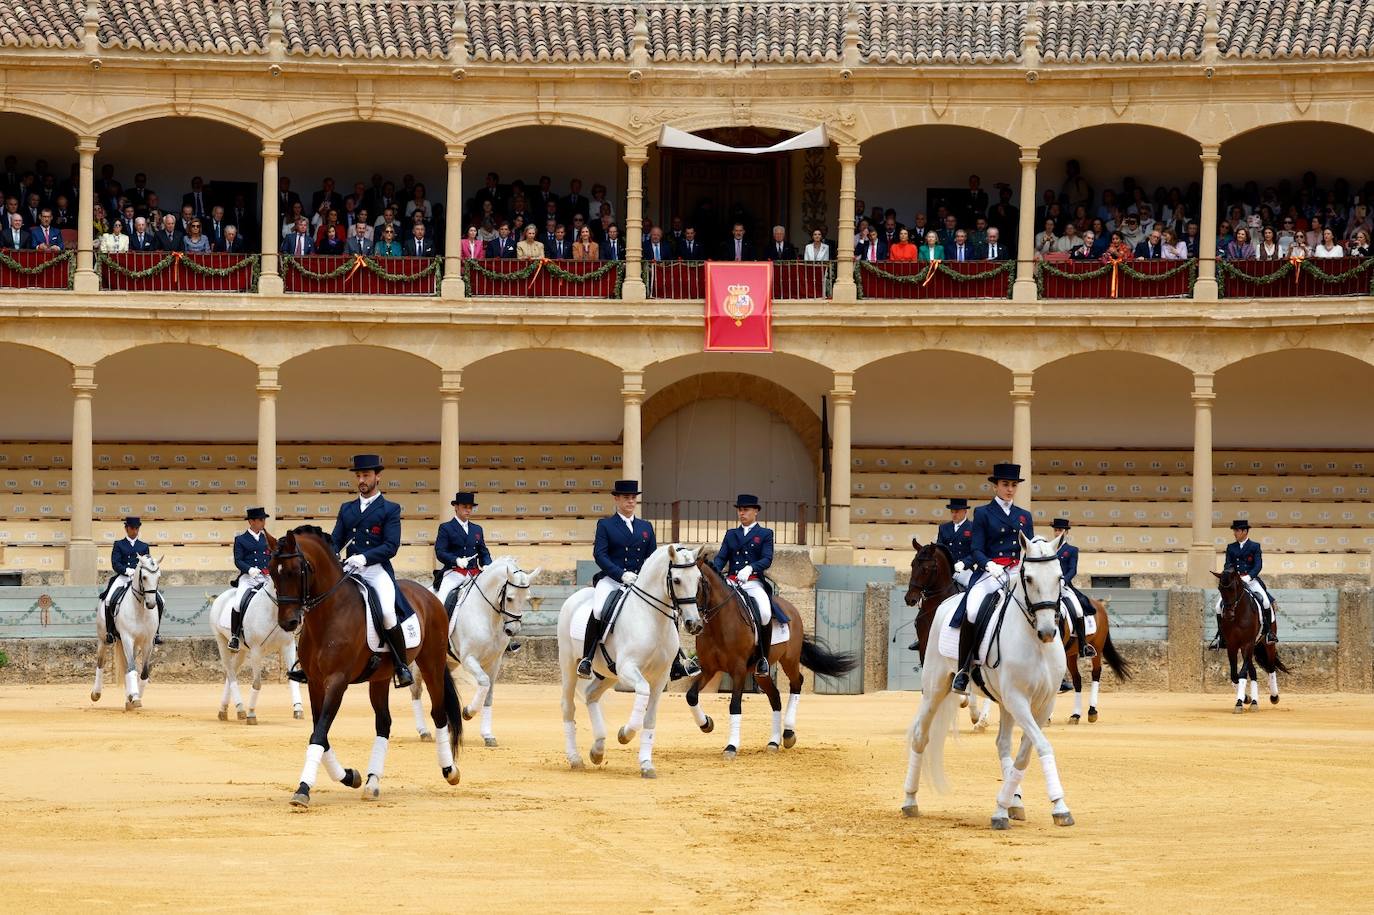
659 151 789 253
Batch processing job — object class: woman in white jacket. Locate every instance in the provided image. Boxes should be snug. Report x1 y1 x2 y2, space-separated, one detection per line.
802 228 831 261
98 219 130 253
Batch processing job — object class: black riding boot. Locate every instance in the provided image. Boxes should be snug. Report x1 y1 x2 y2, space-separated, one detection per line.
1208 614 1224 650
153 593 165 645
1262 606 1279 644
104 601 117 645
228 605 246 653
286 660 308 684
756 625 772 677
1072 612 1096 659
385 624 414 688
950 619 980 695
577 614 605 680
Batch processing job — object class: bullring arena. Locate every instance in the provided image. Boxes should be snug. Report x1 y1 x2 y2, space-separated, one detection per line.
2 0 1374 911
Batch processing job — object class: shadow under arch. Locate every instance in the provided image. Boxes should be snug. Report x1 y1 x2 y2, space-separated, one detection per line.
1034 350 1194 449
1214 348 1374 450
641 372 823 458
853 350 1013 449
0 342 76 441
94 343 259 442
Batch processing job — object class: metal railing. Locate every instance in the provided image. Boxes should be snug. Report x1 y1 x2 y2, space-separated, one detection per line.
644 260 833 300
641 499 811 547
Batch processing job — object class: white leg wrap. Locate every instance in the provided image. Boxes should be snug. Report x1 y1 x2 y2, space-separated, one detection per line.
299 743 324 788
902 749 921 795
627 691 650 733
690 702 708 727
367 736 389 779
1250 679 1259 702
728 712 743 748
1236 679 1247 702
997 764 1027 809
1072 691 1083 716
248 686 261 712
784 693 800 729
125 669 139 698
562 720 578 756
436 726 455 770
1268 672 1278 696
480 706 494 738
1039 753 1064 802
1089 681 1100 707
411 697 428 735
218 677 231 707
770 710 782 745
638 729 655 765
321 748 346 782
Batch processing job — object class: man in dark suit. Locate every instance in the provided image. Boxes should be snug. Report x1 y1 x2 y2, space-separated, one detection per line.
153 214 183 252
712 494 777 675
486 223 517 258
641 227 672 263
533 176 556 216
1134 229 1164 259
127 173 153 211
560 179 590 226
1 213 29 249
406 223 435 257
279 217 315 256
718 223 756 261
601 224 624 261
765 226 797 261
310 177 343 214
547 225 572 260
345 222 372 256
277 177 301 222
855 227 887 263
228 507 273 653
217 225 247 254
979 227 1008 261
474 172 505 217
182 176 209 217
677 226 704 260
948 230 974 263
666 216 687 252
580 480 656 680
937 214 961 251
203 206 227 247
128 217 157 251
963 175 991 225
433 491 494 611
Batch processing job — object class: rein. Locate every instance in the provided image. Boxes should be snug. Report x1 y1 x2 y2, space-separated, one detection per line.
271 547 355 613
474 569 532 623
624 556 699 624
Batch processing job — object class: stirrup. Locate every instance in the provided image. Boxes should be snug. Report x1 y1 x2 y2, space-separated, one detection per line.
228 635 242 653
681 655 701 677
1058 678 1073 694
505 640 522 655
1208 634 1223 650
576 657 594 680
951 668 971 695
1080 644 1096 658
756 656 771 676
907 639 920 652
286 664 308 684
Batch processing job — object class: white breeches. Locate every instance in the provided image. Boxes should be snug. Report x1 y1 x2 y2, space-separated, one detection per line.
965 569 1009 625
436 570 475 605
1215 578 1271 612
359 564 397 628
733 578 771 627
233 573 259 608
1060 586 1084 620
591 577 624 620
953 568 973 590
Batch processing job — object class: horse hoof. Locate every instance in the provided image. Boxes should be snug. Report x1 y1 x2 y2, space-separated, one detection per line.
782 730 797 749
91 691 101 703
484 737 498 748
461 707 475 721
972 720 988 733
1247 701 1258 712
445 767 461 786
700 715 714 734
589 745 605 766
901 803 919 818
617 727 631 745
217 708 227 721
1008 806 1026 821
641 767 657 780
419 731 434 742
246 714 258 726
723 745 737 761
293 706 304 720
126 698 142 711
1068 715 1080 725
767 742 779 753
236 707 247 721
1233 702 1244 714
991 816 1010 830
959 697 969 709
1053 811 1075 827
363 777 380 800
343 769 362 789
290 792 310 809
569 758 585 770
1088 708 1099 723
1270 695 1279 705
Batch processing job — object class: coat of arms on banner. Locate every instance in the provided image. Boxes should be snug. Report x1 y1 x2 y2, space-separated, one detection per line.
722 284 754 325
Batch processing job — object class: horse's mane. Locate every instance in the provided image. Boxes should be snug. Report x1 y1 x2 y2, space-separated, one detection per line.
921 541 954 568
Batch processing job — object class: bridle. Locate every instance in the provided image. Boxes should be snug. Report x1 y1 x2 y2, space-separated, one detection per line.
271 542 353 613
1216 565 1257 622
911 547 959 604
473 565 532 625
1013 548 1064 627
696 565 749 626
132 559 160 608
625 552 699 624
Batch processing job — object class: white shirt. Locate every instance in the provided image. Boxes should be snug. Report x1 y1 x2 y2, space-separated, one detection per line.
951 519 965 533
453 517 469 534
126 536 140 546
618 511 636 533
358 492 380 513
739 522 757 537
245 529 262 541
994 497 1014 515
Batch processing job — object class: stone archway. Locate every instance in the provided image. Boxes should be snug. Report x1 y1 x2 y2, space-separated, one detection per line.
641 373 822 457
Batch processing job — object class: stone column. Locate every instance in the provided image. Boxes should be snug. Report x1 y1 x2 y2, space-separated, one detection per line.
441 145 466 300
1195 145 1221 301
68 365 98 585
1011 147 1040 303
1011 371 1034 510
832 146 861 303
1187 372 1216 585
73 137 100 293
1336 587 1373 693
439 370 463 502
621 147 648 302
258 141 284 295
621 371 645 484
827 372 855 563
1167 587 1205 692
256 366 280 516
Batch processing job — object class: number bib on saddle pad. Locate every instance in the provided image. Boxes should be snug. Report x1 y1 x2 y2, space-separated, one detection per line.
770 618 790 646
355 579 422 653
1061 604 1098 636
938 593 1007 665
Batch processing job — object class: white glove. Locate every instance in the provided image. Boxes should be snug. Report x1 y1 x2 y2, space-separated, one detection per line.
343 554 367 574
249 568 264 580
620 571 638 586
463 555 479 568
1240 574 1252 583
737 565 754 581
954 560 966 573
989 564 1008 583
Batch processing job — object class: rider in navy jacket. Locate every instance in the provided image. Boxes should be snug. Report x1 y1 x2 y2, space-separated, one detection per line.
1211 519 1277 647
435 517 493 570
713 495 776 674
102 517 163 645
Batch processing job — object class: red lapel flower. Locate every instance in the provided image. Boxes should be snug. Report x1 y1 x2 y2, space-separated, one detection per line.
370 525 382 535
752 535 761 544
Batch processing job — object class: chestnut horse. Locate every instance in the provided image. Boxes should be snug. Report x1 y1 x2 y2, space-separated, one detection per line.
685 559 856 759
1215 566 1287 713
1057 596 1132 723
904 539 990 730
271 527 462 808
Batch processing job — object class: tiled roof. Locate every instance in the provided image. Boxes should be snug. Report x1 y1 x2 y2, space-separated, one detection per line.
101 1 269 54
645 3 844 64
860 2 1024 64
1217 0 1374 60
1039 0 1206 63
282 0 454 58
0 0 81 49
466 1 633 62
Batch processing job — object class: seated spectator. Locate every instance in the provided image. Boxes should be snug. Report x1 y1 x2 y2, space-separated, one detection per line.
909 213 930 245
765 225 797 261
1134 229 1164 259
204 206 228 246
1288 236 1309 260
949 229 977 262
676 226 704 260
937 214 960 250
345 221 372 256
1348 229 1371 258
1305 216 1325 250
1183 220 1201 258
981 227 1008 260
719 222 756 261
1225 227 1255 260
477 217 498 245
181 219 212 253
602 224 625 261
1103 231 1132 261
98 219 129 253
590 183 615 220
803 228 831 261
1070 230 1097 261
406 223 434 257
572 226 599 261
1314 228 1344 258
547 225 572 260
642 226 671 262
887 228 917 262
1216 220 1235 250
280 216 314 256
1254 226 1282 260
1119 214 1144 249
1160 227 1188 260
486 222 517 258
1276 216 1298 254
918 230 944 261
855 226 886 262
218 225 246 254
317 224 346 255
374 224 403 256
128 217 156 251
2 212 28 249
92 204 109 238
459 225 485 259
1034 218 1057 257
516 225 545 260
282 201 306 239
1055 223 1081 254
968 216 990 247
51 195 73 230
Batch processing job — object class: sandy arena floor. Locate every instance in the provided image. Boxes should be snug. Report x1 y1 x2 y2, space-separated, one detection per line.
1 681 1370 913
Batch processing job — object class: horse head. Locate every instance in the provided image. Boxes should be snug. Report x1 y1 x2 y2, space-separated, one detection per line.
488 557 539 638
905 538 952 606
668 544 703 635
135 554 163 610
1018 532 1065 642
1214 565 1246 617
269 525 338 632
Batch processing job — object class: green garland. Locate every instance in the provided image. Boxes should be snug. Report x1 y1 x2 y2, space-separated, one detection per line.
1217 256 1374 298
95 252 260 286
463 257 624 297
283 254 443 287
1035 258 1196 298
854 258 1017 300
0 248 74 280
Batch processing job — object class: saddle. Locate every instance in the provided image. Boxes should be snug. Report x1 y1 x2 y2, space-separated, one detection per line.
104 582 132 639
728 580 790 626
593 587 633 676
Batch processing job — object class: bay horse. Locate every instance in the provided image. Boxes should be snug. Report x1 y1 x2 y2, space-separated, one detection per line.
1215 566 1287 713
271 526 462 808
902 534 1075 830
1057 595 1132 723
905 539 990 731
686 559 857 759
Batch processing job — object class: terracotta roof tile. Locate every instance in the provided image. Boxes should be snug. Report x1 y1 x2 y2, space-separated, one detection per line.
645 3 844 64
860 2 1024 64
100 1 269 54
1217 0 1374 60
0 0 81 49
1039 0 1205 63
465 2 632 63
283 0 455 59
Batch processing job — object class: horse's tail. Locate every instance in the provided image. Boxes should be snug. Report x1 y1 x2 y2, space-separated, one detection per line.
1253 641 1289 675
441 666 464 753
800 636 858 678
1100 634 1132 681
911 693 960 794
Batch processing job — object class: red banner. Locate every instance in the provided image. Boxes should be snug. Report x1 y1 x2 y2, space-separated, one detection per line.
704 261 772 352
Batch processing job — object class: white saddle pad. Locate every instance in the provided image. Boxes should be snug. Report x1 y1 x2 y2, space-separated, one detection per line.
570 597 594 642
360 581 423 653
1059 604 1098 636
215 591 234 631
770 619 790 646
938 599 1003 665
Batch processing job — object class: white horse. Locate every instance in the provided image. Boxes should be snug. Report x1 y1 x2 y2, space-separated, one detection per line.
408 557 538 747
91 554 162 711
558 544 703 778
901 534 1075 829
208 579 304 724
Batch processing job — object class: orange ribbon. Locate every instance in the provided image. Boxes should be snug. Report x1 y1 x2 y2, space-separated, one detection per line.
921 259 941 286
1108 256 1121 297
1288 255 1303 291
171 251 182 283
344 254 367 283
526 256 549 291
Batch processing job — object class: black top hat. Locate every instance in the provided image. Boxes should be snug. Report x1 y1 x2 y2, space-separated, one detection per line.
612 480 642 496
734 493 762 510
122 516 142 528
246 507 270 521
987 462 1025 483
945 497 970 511
1051 518 1071 530
1230 518 1251 530
349 453 384 472
451 492 477 507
